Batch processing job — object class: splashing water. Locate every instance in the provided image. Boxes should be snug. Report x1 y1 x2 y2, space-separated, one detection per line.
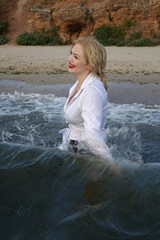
0 91 160 240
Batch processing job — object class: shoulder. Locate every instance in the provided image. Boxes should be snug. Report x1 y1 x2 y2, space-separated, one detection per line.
83 77 108 101
78 80 108 111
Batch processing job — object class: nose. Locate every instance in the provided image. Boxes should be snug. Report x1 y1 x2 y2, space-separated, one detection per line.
68 53 72 62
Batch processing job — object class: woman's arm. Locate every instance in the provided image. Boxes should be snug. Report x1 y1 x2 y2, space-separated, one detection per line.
79 87 113 161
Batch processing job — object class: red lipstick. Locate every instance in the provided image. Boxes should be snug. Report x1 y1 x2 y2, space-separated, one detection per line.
69 62 75 69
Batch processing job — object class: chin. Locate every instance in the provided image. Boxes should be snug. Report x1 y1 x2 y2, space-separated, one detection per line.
68 68 75 73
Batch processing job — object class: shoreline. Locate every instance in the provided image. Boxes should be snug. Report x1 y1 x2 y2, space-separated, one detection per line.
0 76 159 105
0 45 159 105
0 71 160 84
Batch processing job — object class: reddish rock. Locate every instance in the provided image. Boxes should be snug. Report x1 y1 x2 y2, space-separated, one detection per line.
30 5 52 31
1 0 160 44
52 4 94 43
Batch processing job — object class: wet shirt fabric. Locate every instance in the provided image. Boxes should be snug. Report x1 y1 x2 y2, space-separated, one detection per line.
59 72 112 160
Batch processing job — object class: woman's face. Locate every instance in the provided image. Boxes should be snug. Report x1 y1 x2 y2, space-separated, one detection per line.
68 43 90 79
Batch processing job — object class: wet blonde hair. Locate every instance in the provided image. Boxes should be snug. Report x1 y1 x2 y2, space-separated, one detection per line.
72 36 108 90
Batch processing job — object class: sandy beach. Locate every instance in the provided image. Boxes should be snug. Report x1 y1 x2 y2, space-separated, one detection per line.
0 44 160 104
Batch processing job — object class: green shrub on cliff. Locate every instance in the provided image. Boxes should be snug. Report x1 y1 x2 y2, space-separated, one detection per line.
16 31 51 45
127 37 159 46
0 20 9 35
0 20 9 44
94 24 160 46
128 31 142 41
153 32 160 40
16 26 62 46
0 35 9 45
94 24 126 46
94 18 135 46
41 26 62 45
123 17 135 30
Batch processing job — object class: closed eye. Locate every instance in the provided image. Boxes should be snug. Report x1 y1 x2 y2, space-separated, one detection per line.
70 50 80 60
74 55 79 59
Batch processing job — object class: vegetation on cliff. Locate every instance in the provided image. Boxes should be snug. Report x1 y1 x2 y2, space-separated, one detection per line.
0 12 159 47
0 20 9 44
14 22 160 46
94 19 160 46
0 0 160 46
16 26 62 46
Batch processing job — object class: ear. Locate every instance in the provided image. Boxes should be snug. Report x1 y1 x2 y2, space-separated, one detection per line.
87 65 92 71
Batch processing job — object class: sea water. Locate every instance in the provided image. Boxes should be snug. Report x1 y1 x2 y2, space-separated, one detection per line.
0 91 160 240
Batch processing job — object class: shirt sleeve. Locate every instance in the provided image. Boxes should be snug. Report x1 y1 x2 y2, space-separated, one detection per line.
79 87 113 162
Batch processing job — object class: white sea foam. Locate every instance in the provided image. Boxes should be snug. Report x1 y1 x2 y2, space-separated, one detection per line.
107 102 160 126
0 92 159 163
0 92 66 117
0 92 159 124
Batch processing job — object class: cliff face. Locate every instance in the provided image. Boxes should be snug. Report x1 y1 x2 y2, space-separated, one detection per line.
1 0 160 43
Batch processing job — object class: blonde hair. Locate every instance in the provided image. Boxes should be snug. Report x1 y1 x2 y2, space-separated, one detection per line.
72 36 108 90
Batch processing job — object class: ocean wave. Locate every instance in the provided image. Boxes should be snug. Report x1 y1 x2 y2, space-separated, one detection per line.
0 141 160 240
0 92 160 239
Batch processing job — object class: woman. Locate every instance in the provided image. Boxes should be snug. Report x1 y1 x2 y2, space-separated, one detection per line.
59 36 113 161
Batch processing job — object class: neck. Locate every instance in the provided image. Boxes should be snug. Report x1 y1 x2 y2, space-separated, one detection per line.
77 71 91 86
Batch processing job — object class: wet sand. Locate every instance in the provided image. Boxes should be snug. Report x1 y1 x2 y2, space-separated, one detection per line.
0 77 159 105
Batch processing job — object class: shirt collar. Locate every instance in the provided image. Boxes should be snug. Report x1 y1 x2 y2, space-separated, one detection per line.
68 72 98 101
80 72 97 90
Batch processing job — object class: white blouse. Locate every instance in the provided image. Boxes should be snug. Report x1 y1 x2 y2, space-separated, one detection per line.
59 72 112 161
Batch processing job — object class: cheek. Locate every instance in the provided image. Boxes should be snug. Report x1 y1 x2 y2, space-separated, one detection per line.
83 63 89 70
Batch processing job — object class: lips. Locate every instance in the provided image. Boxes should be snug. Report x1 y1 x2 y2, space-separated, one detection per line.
69 62 75 69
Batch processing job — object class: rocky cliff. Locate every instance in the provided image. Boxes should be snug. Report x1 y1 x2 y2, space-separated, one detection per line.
1 0 160 44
